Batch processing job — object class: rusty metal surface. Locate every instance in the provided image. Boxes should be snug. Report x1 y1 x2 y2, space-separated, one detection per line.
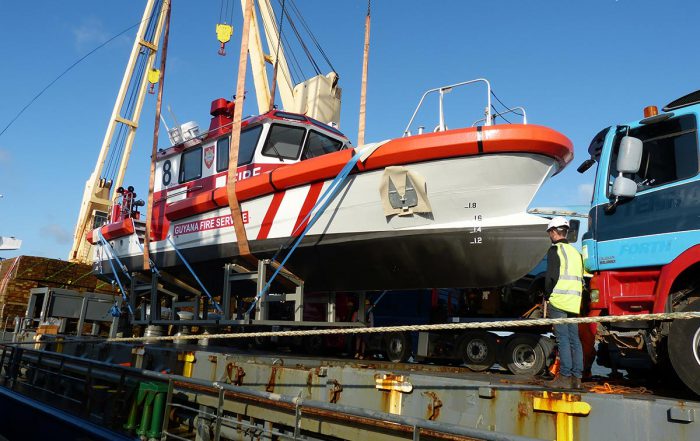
181 348 700 441
2 342 700 441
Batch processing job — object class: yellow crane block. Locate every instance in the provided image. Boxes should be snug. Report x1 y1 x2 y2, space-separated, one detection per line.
147 68 161 85
216 23 234 55
533 392 591 441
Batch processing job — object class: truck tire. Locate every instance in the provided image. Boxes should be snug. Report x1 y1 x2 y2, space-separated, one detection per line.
668 298 700 395
384 332 411 363
458 331 497 372
538 336 556 367
503 335 546 376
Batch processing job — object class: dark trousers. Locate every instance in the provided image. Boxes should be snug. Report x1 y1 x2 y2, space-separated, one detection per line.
548 304 583 378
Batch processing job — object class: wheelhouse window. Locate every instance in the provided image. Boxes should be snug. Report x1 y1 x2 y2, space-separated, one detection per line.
216 125 263 172
303 130 344 159
261 124 306 160
608 114 699 194
178 147 202 183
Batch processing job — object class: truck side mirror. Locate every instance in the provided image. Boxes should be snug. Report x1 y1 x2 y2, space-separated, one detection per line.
606 136 643 213
616 136 643 173
611 176 637 198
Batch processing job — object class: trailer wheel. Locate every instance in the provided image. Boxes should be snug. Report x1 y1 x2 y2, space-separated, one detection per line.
384 332 411 363
458 331 497 372
503 335 546 376
668 298 700 395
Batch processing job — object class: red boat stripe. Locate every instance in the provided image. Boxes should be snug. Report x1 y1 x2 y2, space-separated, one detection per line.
293 182 324 237
257 191 285 240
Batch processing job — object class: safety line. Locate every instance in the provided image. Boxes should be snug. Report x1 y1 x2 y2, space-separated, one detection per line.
103 311 700 344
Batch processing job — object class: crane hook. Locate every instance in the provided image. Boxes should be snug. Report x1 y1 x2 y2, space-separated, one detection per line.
216 23 234 56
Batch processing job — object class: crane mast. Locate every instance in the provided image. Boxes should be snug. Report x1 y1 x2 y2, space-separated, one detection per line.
69 0 170 263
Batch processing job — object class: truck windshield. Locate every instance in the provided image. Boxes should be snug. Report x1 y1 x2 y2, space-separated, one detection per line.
608 114 699 194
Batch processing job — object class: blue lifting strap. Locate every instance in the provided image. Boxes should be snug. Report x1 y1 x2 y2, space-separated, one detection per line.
166 236 223 313
96 231 134 316
246 148 364 315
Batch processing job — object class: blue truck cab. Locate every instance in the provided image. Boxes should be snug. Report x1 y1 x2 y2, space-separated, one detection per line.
577 90 700 395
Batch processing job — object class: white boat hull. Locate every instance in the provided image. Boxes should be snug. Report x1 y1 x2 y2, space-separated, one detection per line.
96 153 555 290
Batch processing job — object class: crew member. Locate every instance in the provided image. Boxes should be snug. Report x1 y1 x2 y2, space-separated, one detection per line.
544 217 584 390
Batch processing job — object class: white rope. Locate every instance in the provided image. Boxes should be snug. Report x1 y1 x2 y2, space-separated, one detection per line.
106 311 700 344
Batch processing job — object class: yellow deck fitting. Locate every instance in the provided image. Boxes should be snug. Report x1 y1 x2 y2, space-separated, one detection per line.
533 391 591 441
178 352 196 378
375 374 413 415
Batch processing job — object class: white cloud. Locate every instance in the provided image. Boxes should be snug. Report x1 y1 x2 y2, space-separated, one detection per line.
577 183 594 203
72 17 110 51
40 224 72 245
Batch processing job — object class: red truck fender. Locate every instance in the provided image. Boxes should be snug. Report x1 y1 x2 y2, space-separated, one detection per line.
653 244 700 313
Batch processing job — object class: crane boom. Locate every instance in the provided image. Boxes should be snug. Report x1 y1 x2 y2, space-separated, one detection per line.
69 0 169 263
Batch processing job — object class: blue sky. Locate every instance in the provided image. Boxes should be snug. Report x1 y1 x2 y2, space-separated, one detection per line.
0 0 698 259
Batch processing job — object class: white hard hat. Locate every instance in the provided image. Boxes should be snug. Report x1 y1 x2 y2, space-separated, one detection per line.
547 216 570 231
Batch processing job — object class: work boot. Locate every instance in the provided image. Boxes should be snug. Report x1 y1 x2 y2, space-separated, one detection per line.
545 374 572 389
571 376 583 390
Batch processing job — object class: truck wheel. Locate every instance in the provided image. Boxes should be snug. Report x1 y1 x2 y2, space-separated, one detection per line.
503 335 546 376
538 336 556 367
384 332 411 363
668 298 700 395
458 331 497 372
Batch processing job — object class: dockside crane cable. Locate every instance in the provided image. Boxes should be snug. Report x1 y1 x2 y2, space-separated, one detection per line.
286 0 338 74
278 5 322 75
268 0 287 111
0 18 152 139
219 0 234 24
258 0 300 91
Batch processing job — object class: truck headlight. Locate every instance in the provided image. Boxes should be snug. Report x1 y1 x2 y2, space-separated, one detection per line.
590 289 600 303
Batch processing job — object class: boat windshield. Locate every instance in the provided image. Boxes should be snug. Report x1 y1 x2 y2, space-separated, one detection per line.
262 124 306 160
216 125 264 171
303 130 344 159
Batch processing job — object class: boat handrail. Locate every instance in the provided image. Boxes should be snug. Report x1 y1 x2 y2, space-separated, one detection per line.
403 78 492 136
472 106 528 126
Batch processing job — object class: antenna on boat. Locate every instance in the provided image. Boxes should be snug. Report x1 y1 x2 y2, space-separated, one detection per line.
357 0 371 146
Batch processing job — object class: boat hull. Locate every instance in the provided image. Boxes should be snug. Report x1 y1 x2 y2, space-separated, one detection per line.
98 223 550 291
95 152 555 290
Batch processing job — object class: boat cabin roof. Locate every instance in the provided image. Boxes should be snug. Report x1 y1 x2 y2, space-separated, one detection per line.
156 103 349 161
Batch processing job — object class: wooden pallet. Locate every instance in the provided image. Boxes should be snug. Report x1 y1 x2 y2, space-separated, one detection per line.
0 255 116 329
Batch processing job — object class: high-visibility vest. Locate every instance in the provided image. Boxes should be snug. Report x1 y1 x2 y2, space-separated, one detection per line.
549 242 583 314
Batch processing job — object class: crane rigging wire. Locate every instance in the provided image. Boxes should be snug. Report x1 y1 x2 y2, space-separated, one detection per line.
268 0 287 111
285 0 337 74
258 0 299 90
